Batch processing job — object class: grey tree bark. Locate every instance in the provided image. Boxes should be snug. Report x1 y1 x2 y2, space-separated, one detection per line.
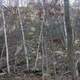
17 7 29 70
2 7 10 73
64 0 77 80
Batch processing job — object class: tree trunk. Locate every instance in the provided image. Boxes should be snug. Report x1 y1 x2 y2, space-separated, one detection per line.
2 7 10 74
17 7 29 70
64 0 77 80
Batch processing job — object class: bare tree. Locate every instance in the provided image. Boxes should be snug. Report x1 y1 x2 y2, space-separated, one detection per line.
2 7 10 73
17 7 29 70
64 0 77 80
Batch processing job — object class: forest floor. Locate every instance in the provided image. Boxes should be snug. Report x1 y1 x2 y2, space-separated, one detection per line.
0 72 42 80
